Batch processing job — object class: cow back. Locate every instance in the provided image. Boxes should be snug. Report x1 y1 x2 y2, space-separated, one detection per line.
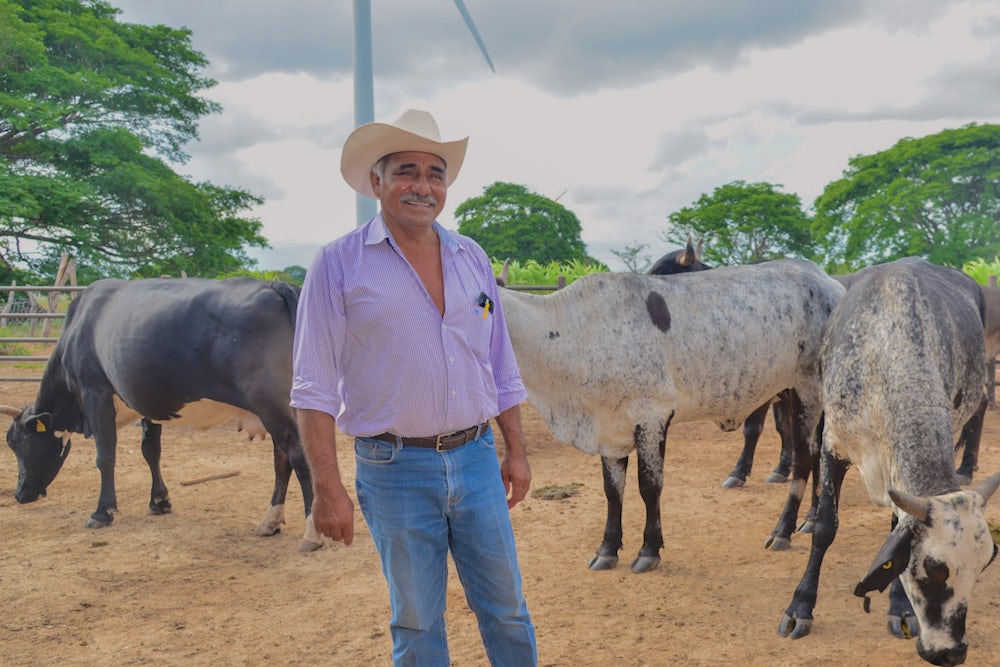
501 259 844 457
820 257 986 502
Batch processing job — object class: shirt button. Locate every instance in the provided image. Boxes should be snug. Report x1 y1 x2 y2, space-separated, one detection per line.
450 390 457 397
448 356 455 363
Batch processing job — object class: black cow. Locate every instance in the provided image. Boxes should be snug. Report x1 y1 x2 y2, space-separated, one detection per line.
3 277 319 549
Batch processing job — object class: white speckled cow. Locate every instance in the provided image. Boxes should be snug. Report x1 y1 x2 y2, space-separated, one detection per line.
499 258 845 571
778 257 999 667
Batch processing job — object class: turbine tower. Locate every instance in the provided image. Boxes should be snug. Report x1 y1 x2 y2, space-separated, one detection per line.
352 0 495 225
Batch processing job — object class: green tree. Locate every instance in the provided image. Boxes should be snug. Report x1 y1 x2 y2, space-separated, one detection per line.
455 182 599 265
813 123 1000 271
0 0 267 279
661 181 814 266
610 243 651 273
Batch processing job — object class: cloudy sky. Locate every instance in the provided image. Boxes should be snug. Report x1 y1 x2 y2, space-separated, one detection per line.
112 1 1000 271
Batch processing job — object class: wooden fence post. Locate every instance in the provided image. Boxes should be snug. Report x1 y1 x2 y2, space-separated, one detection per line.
42 254 75 338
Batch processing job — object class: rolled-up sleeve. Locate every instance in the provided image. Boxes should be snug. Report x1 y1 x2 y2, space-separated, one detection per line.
485 261 527 414
290 246 346 419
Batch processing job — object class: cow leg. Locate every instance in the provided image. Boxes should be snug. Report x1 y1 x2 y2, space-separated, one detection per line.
955 396 986 485
256 441 290 538
140 419 171 515
632 422 667 573
766 391 814 550
588 455 627 571
767 400 794 483
722 400 770 489
85 393 119 528
255 411 320 551
778 445 851 639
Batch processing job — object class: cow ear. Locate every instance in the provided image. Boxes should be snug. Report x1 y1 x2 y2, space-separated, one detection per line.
854 525 913 599
25 412 53 434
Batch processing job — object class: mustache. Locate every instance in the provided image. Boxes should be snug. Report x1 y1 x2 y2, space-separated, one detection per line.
400 193 438 206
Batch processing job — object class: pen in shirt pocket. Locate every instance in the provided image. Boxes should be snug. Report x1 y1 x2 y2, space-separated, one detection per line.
476 292 494 318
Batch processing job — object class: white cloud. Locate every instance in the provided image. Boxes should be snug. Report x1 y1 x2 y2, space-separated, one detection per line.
113 0 1000 270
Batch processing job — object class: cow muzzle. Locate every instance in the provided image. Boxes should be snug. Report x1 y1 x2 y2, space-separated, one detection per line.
918 638 968 666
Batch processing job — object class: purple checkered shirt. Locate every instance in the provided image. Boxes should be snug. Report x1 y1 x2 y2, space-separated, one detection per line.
290 215 527 438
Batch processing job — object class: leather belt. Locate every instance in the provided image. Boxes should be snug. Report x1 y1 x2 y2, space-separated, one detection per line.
373 422 488 452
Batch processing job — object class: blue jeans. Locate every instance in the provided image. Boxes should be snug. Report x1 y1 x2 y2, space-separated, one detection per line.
354 426 537 667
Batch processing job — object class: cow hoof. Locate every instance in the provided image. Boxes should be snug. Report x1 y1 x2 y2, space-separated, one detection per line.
765 472 789 483
798 520 815 534
888 613 920 639
85 516 112 529
256 505 285 537
765 535 791 551
587 553 618 570
778 613 812 639
299 538 323 553
630 555 661 573
721 476 745 489
956 473 973 486
148 500 172 515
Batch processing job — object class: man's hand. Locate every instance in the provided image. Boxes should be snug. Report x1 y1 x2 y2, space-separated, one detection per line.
311 481 355 545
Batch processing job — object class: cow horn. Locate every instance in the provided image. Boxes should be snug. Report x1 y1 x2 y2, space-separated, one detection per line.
694 238 704 261
678 237 695 268
0 405 23 419
497 258 511 287
974 470 1000 503
888 489 931 523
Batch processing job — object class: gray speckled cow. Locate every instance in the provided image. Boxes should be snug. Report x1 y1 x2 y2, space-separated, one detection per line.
779 257 999 667
499 258 845 572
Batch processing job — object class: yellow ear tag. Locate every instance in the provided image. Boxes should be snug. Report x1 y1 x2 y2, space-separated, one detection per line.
35 421 46 433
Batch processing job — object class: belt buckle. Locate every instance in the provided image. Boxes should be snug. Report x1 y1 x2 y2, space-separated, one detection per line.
434 430 451 452
435 427 468 452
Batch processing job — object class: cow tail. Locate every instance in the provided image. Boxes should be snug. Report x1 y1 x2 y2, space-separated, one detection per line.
270 281 301 328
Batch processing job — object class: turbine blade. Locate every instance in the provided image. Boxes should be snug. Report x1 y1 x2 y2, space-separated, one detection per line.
453 0 495 73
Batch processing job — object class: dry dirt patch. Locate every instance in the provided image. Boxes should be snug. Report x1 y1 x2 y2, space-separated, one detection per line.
2 374 1000 666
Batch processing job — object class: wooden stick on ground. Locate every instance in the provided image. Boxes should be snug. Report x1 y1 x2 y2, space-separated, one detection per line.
179 471 240 486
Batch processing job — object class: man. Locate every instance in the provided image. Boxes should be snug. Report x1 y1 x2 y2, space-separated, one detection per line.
291 109 537 666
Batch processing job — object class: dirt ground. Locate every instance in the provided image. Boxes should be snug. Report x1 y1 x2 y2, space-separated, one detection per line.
3 374 1000 667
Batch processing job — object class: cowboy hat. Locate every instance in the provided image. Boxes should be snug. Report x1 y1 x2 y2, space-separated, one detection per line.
340 109 469 198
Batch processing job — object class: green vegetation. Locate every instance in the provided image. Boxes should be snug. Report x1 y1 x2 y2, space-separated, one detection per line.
0 0 267 281
963 257 1000 285
662 180 815 266
813 123 1000 271
457 182 605 268
490 258 607 288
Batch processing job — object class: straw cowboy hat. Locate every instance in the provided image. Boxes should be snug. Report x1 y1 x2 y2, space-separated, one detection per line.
340 109 469 198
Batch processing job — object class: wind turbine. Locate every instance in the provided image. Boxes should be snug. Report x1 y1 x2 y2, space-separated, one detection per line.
352 0 495 225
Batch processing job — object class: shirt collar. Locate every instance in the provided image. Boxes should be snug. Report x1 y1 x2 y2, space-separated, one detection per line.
363 214 462 254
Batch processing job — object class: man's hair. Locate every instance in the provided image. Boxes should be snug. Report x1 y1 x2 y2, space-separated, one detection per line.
372 155 388 181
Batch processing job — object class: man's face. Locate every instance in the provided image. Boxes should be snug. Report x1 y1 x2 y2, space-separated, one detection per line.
371 151 447 231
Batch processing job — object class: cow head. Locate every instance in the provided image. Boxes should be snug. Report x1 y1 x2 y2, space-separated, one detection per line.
2 405 72 503
648 237 709 276
855 472 1000 666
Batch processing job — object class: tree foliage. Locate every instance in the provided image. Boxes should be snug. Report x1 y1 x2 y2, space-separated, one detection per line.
455 182 602 266
662 180 814 266
813 123 1000 271
0 0 267 279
